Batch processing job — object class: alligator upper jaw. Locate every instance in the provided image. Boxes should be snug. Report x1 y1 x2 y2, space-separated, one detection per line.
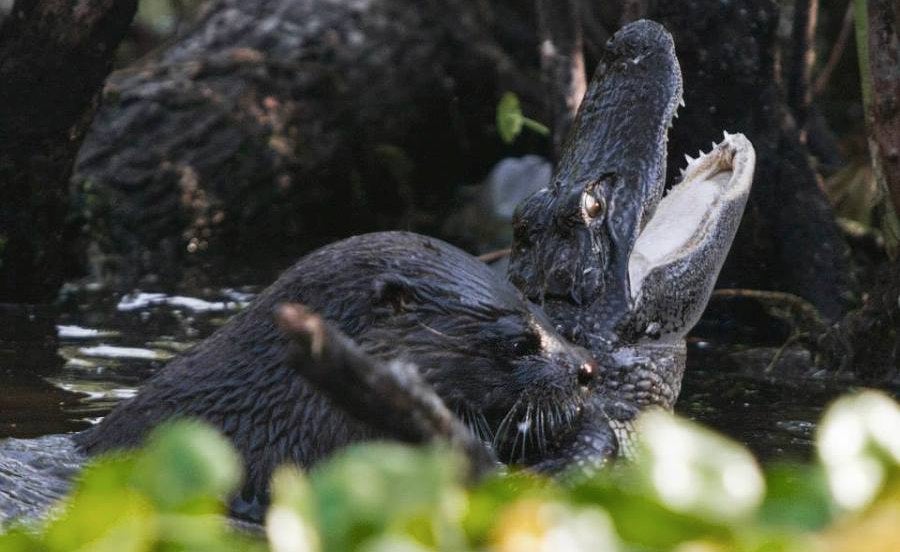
508 19 683 313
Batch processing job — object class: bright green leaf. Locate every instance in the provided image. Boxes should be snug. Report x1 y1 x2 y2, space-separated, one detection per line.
310 443 464 552
496 92 524 144
130 420 242 513
757 464 834 530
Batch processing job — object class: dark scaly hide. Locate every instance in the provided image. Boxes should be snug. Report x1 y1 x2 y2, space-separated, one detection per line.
508 21 754 455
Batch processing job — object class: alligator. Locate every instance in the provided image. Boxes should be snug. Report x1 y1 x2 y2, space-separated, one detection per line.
508 20 755 456
0 19 754 524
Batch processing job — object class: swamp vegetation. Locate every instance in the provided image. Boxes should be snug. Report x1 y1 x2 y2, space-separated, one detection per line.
1 0 900 549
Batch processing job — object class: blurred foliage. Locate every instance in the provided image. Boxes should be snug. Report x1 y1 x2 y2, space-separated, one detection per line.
2 391 900 551
115 0 205 64
496 93 549 144
135 0 204 36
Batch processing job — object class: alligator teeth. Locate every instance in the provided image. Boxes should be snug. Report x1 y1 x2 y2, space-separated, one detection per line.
723 130 732 139
678 98 686 108
684 154 694 165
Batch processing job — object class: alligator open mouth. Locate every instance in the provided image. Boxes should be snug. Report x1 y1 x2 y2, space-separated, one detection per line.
624 132 756 340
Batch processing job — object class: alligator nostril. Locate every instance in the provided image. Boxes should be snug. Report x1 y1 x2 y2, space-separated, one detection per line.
578 361 596 385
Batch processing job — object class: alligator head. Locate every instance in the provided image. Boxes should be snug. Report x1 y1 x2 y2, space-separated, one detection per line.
508 20 755 462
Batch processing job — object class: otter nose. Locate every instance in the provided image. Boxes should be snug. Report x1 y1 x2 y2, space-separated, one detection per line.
578 360 597 386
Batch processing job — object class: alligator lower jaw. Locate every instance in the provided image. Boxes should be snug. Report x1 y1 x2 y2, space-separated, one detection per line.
627 132 756 300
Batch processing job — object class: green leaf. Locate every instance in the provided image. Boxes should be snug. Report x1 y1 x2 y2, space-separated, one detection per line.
496 92 524 144
569 475 729 549
310 443 465 552
757 464 834 530
42 487 155 552
0 528 46 552
130 420 242 513
463 472 557 545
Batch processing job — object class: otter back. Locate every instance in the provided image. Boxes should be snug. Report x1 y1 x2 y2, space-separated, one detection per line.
75 231 592 518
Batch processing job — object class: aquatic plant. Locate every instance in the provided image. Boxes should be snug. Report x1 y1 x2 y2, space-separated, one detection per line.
2 390 899 551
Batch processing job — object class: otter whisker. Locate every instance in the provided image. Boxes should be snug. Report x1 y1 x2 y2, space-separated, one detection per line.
536 409 547 457
493 397 525 458
457 404 493 444
415 322 460 341
473 409 493 443
520 403 534 463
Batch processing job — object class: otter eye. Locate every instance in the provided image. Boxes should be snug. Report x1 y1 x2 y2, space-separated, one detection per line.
582 192 605 219
509 334 541 357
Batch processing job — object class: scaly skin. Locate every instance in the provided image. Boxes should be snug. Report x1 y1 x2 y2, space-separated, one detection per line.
509 20 755 457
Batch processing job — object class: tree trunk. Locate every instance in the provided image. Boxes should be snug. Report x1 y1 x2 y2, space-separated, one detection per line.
818 0 900 381
643 0 856 321
74 0 548 287
0 0 138 302
536 0 587 159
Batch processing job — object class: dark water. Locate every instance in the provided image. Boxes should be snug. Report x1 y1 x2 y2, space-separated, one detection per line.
0 288 255 439
0 287 885 463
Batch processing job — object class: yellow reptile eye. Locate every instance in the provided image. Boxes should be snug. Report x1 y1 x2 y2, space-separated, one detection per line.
583 192 605 219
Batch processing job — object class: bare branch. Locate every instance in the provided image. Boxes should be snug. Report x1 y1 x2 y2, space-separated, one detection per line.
787 0 819 132
0 0 138 302
618 0 648 26
813 1 855 97
276 303 499 480
536 0 587 159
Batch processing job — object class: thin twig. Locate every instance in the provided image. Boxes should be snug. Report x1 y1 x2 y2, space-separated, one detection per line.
787 0 819 130
710 288 829 337
813 1 854 97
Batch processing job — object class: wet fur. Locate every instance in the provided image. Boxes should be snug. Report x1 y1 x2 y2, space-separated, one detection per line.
76 232 593 516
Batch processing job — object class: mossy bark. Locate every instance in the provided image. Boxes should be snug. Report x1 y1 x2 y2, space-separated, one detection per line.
74 0 548 287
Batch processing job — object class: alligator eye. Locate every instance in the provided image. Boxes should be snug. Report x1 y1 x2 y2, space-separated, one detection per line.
582 192 605 219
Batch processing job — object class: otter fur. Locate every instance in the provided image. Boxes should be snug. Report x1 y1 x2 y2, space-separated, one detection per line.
75 232 596 518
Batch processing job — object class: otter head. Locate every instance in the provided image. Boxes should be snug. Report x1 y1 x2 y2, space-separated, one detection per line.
357 263 608 468
508 21 755 467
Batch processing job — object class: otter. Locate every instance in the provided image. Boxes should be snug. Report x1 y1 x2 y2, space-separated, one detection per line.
75 231 599 519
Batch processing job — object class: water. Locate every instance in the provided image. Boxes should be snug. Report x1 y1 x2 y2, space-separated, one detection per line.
0 287 256 440
0 286 879 463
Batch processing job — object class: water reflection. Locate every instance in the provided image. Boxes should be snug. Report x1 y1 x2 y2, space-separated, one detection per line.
0 288 256 440
0 287 879 462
